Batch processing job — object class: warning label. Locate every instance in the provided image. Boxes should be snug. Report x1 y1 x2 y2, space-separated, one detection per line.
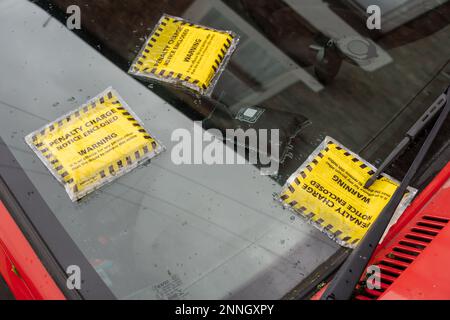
129 14 239 95
26 88 165 201
279 137 413 248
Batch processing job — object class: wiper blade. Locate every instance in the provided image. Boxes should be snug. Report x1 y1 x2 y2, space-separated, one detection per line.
365 91 448 188
322 86 450 300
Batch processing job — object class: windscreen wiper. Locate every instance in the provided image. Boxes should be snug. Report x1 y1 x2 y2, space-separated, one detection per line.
365 91 448 188
321 86 450 300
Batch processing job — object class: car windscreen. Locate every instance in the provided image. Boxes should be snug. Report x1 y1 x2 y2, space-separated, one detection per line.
0 0 449 299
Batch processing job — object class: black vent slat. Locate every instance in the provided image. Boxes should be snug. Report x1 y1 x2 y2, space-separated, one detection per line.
422 215 450 224
417 221 445 230
405 234 433 243
393 246 420 257
379 273 396 284
411 227 438 237
388 252 414 263
399 240 426 250
355 211 448 300
380 259 408 271
378 264 402 276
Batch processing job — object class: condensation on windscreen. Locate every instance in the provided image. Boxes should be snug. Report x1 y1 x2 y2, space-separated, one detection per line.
1 0 450 299
0 0 339 300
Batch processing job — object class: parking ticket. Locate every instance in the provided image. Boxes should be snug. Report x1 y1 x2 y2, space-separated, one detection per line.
25 87 165 201
278 137 416 248
129 14 239 95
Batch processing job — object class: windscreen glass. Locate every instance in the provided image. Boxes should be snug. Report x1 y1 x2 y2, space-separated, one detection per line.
0 0 449 299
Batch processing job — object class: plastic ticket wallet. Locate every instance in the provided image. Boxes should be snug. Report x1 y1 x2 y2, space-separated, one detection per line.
25 88 165 202
129 14 239 96
278 137 416 248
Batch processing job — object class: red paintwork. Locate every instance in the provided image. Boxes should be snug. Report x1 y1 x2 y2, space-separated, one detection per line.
377 162 450 253
380 225 450 299
378 162 450 300
312 162 450 300
0 201 65 300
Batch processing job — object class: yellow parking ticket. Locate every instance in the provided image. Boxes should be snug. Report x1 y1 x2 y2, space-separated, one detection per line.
129 14 239 95
25 87 165 201
278 137 415 248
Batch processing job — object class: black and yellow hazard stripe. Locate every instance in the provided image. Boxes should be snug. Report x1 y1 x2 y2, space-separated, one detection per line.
96 142 155 179
31 137 76 190
135 15 178 72
30 93 112 193
135 16 172 71
30 89 160 199
326 140 380 178
31 95 111 147
209 34 234 83
132 14 236 93
77 90 159 195
279 140 376 246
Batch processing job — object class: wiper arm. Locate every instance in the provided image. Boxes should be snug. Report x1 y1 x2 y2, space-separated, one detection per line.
364 91 448 188
322 86 450 300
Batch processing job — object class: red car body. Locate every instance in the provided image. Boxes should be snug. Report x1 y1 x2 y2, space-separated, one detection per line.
313 162 450 300
0 201 64 300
